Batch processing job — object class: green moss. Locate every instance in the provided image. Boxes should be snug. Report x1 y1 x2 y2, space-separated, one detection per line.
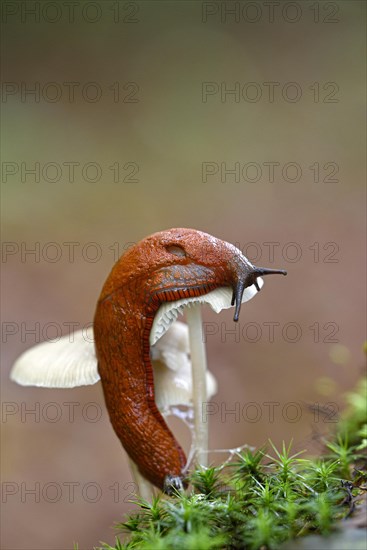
97 375 366 550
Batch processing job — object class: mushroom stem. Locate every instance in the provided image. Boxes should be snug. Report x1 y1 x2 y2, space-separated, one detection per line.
186 304 208 468
128 458 154 501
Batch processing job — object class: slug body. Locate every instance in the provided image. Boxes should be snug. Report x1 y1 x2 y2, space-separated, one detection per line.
93 228 286 491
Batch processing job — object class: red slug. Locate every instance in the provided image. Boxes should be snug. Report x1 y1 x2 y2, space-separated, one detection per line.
93 228 286 492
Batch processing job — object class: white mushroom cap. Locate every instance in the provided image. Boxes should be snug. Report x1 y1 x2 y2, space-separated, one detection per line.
9 329 99 388
150 280 264 345
151 321 217 410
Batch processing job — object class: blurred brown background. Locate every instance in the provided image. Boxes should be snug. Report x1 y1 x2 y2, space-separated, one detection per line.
1 1 366 549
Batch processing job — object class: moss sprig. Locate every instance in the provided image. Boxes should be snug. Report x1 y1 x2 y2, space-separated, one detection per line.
97 375 366 550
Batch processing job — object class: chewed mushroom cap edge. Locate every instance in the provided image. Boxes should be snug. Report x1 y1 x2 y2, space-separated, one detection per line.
150 280 264 346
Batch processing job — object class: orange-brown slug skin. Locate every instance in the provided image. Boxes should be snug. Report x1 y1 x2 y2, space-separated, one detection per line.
93 228 286 490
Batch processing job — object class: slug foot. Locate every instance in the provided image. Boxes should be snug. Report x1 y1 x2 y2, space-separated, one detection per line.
163 474 185 496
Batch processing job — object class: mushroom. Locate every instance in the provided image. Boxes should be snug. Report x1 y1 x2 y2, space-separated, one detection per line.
10 320 217 404
11 228 287 496
10 320 217 498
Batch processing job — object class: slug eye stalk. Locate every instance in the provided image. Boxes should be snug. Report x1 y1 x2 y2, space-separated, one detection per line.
232 267 287 322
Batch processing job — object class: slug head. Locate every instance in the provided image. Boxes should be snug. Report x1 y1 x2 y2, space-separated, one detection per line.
100 228 287 323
